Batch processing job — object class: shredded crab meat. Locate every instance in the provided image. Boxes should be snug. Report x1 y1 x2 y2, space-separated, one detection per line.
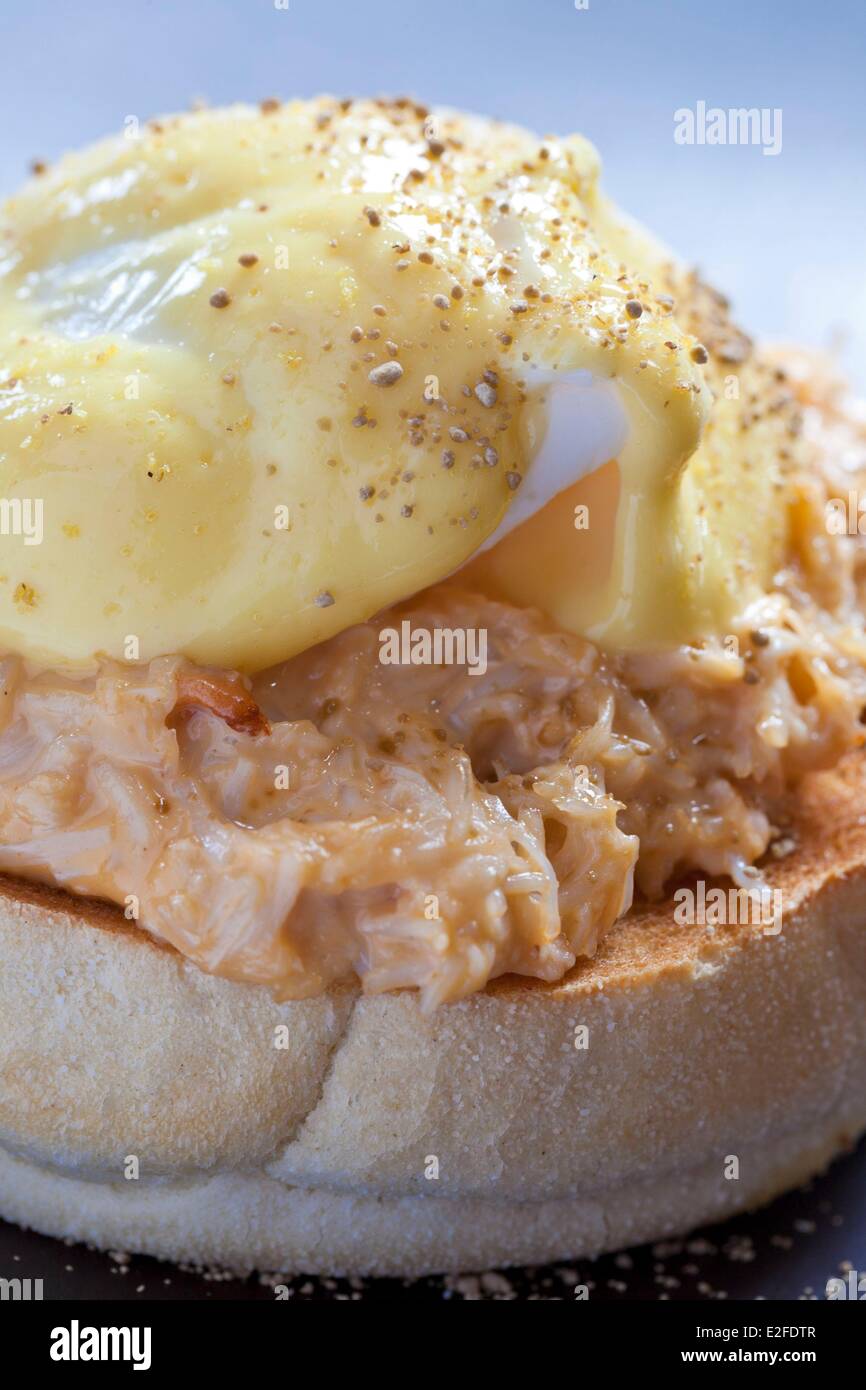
172 670 271 737
0 354 864 1006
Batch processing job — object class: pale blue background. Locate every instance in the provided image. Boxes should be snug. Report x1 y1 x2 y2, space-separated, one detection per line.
1 0 864 379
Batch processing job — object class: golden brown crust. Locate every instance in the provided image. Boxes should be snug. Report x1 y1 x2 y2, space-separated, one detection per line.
1 756 866 1274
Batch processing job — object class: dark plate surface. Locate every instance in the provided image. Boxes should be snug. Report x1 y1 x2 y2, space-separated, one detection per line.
2 1137 864 1301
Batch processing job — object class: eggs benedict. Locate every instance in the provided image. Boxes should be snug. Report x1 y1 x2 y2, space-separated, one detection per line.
0 97 865 1278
